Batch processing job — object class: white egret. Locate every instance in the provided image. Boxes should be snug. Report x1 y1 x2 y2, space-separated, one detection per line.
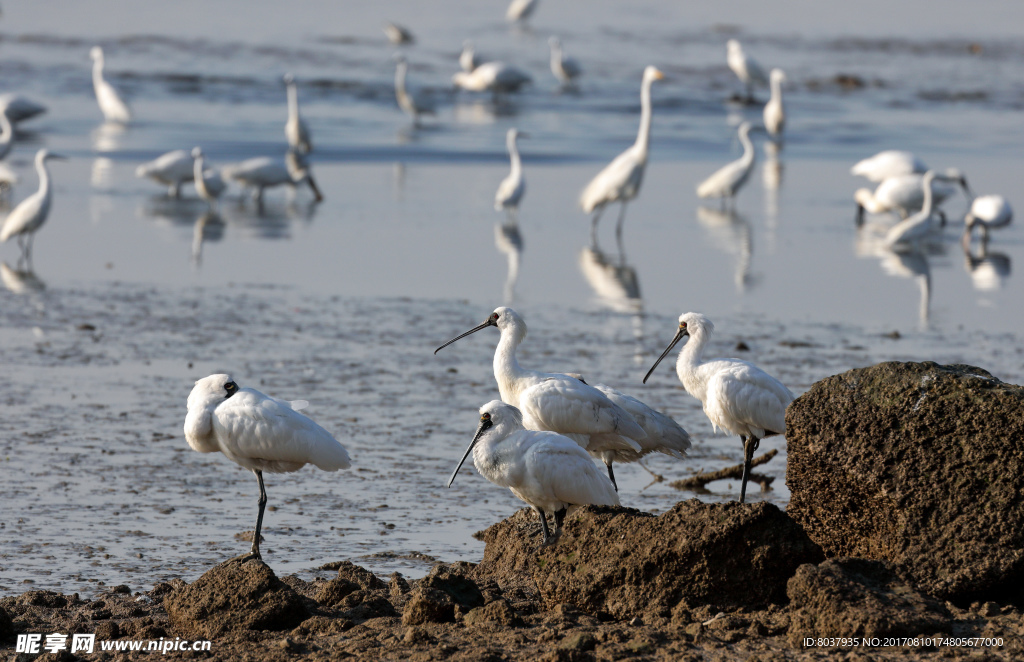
884 170 946 249
0 109 14 161
763 69 786 138
283 73 311 154
223 150 323 204
383 22 414 45
90 46 132 124
453 61 531 94
579 65 664 246
136 150 195 197
435 307 649 484
459 40 483 73
506 0 539 22
726 39 767 102
191 147 226 209
644 312 793 503
851 150 926 183
697 122 756 204
448 401 618 545
962 194 1012 247
185 374 350 560
394 55 436 125
0 149 64 261
495 128 526 217
0 93 47 125
549 37 582 85
855 169 969 225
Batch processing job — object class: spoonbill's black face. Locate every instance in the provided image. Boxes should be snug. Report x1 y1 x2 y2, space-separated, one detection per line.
224 381 238 398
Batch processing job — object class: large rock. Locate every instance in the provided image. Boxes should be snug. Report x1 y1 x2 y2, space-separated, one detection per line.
786 361 1024 604
164 558 310 638
787 558 951 645
476 501 822 619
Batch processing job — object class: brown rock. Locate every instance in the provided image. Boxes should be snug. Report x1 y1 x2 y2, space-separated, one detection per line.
331 560 385 590
315 577 360 608
477 501 822 619
787 558 951 644
786 361 1024 603
463 598 524 627
0 604 12 642
402 588 454 626
419 563 484 610
163 558 310 638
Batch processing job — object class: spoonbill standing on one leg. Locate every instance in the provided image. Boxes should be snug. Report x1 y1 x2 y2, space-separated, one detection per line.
697 122 756 205
90 46 132 124
283 73 311 154
495 128 527 220
184 374 351 560
1 149 65 264
579 66 664 248
643 312 793 503
448 401 619 545
435 307 650 490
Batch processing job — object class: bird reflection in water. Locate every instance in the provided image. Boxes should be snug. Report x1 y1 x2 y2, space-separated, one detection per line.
452 98 520 125
762 140 783 252
494 221 523 305
696 206 756 293
91 121 127 153
191 211 225 269
578 239 644 364
1 261 45 295
963 242 1011 292
856 228 936 329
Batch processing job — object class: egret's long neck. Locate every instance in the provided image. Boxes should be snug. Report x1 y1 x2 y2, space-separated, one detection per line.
193 155 205 185
508 136 521 177
769 76 783 104
36 155 52 201
395 63 409 97
634 76 655 155
493 325 527 403
920 175 934 216
287 82 299 118
92 57 105 89
739 128 755 166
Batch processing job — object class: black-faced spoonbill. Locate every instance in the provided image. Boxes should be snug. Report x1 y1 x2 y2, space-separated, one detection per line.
495 128 527 219
0 149 65 263
283 73 311 154
726 39 767 102
579 66 664 247
963 194 1012 247
184 374 350 560
435 307 649 490
448 401 619 545
136 150 195 198
90 46 132 124
644 313 793 503
222 150 323 204
697 122 756 205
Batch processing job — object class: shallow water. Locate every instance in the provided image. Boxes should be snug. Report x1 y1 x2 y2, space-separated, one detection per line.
1 1 1023 595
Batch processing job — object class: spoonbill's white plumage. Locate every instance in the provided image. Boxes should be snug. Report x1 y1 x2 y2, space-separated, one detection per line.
283 73 311 154
394 55 436 125
763 69 786 137
495 128 526 215
135 149 195 197
459 40 483 73
884 171 943 249
963 194 1012 246
191 147 226 208
223 151 323 204
644 312 793 503
851 150 927 182
184 374 350 560
548 37 582 85
506 0 539 22
435 307 648 480
726 39 767 101
448 401 618 545
452 61 531 94
90 46 132 124
0 93 47 125
697 122 756 203
0 149 64 260
855 169 968 224
383 22 414 45
579 65 664 245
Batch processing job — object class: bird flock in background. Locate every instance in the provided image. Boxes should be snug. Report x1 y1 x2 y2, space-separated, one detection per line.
0 0 1016 555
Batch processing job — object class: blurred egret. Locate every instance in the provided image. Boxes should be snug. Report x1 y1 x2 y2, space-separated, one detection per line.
185 374 350 560
284 73 311 154
963 194 1012 247
549 37 582 85
855 169 969 224
506 0 539 22
727 39 767 102
763 69 786 138
644 312 793 503
459 40 483 73
885 171 943 248
394 55 436 125
453 61 531 94
697 122 756 204
851 150 927 182
448 401 618 545
191 147 226 209
0 149 65 261
579 65 664 246
435 307 648 471
90 46 132 124
0 93 47 125
136 150 194 197
383 22 414 45
223 150 323 204
495 128 526 217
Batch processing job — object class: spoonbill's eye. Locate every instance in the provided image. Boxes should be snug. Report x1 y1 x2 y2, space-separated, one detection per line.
490 313 500 322
679 321 687 330
224 382 238 395
481 413 491 421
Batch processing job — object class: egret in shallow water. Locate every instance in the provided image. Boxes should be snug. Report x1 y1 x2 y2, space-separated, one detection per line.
697 122 756 204
884 170 948 249
579 66 664 247
90 46 132 124
727 39 767 102
223 150 323 204
283 73 311 154
136 150 194 197
191 147 226 209
0 149 65 262
644 312 793 503
448 401 618 545
459 40 483 73
383 22 414 45
548 37 582 85
763 69 786 138
435 307 649 489
962 194 1012 247
851 150 927 183
453 61 531 94
506 0 539 22
394 55 436 126
0 93 47 125
184 374 351 560
855 169 969 225
495 128 526 218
